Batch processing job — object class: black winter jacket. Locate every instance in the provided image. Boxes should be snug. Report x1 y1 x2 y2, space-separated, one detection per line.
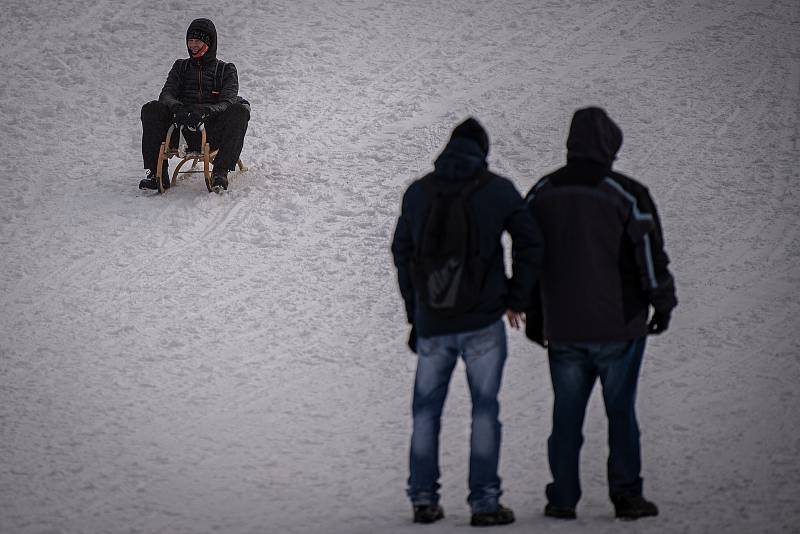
159 19 240 116
392 135 543 338
525 108 677 345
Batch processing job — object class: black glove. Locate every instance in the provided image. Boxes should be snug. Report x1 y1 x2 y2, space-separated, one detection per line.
648 311 671 335
184 110 205 131
173 106 189 126
407 326 417 354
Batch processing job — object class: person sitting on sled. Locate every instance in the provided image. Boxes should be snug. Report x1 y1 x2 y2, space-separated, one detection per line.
139 18 249 191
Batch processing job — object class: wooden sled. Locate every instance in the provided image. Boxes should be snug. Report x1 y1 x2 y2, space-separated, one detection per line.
155 123 246 193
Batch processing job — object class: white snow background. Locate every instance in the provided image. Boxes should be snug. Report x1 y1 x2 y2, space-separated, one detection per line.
1 0 799 533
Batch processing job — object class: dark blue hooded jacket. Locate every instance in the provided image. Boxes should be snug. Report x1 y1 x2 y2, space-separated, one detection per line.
392 119 543 337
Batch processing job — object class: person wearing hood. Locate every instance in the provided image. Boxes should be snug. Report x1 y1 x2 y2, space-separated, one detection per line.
139 18 250 191
524 107 677 521
391 118 543 526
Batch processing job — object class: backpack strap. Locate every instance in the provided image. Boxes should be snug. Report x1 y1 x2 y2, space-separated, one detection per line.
462 169 492 251
175 58 190 92
211 60 226 96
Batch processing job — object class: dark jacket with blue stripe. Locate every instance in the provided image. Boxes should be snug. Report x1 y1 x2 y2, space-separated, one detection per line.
525 108 677 344
158 19 239 116
392 136 543 338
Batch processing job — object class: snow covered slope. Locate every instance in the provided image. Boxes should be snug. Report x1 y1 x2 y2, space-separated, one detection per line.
1 0 798 532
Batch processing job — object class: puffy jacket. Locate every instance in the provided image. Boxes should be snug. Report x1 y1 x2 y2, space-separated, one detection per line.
159 18 240 116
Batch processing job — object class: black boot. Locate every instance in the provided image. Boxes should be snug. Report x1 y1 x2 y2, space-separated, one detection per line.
470 504 515 527
212 169 228 190
544 503 576 520
413 504 444 524
138 168 169 190
612 494 659 520
139 178 157 190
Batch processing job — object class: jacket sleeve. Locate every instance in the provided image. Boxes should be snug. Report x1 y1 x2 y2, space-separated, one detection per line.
623 183 677 315
204 62 239 116
503 184 544 312
391 190 416 324
158 60 184 112
521 181 548 346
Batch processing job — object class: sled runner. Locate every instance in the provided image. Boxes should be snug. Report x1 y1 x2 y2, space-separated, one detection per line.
155 123 246 193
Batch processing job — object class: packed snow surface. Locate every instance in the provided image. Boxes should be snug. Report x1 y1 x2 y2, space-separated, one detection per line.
1 0 799 533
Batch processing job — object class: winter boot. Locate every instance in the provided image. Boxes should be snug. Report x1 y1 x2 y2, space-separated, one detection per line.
470 504 515 527
544 503 576 520
612 494 659 520
138 168 169 190
413 504 444 524
212 169 228 190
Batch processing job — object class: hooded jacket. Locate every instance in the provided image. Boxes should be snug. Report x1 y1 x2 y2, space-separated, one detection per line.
158 19 240 116
525 107 677 344
392 119 543 337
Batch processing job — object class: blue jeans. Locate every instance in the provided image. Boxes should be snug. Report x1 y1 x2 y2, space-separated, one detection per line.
407 320 507 514
546 337 646 508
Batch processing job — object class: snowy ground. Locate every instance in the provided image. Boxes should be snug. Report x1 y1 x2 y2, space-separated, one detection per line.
1 0 799 533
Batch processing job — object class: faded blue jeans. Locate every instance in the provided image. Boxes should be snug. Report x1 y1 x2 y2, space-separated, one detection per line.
546 337 647 508
407 319 507 514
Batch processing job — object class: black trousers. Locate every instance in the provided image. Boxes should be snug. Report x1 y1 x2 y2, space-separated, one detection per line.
140 100 250 175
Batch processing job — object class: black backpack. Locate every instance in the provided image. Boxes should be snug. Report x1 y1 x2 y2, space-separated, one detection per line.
411 169 492 316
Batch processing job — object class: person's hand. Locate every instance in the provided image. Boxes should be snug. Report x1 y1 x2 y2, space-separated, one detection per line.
173 107 190 127
506 310 526 330
184 110 205 131
648 311 671 334
407 326 417 354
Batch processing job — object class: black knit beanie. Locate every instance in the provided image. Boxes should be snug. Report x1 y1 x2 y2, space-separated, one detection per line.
451 117 490 155
186 18 214 46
